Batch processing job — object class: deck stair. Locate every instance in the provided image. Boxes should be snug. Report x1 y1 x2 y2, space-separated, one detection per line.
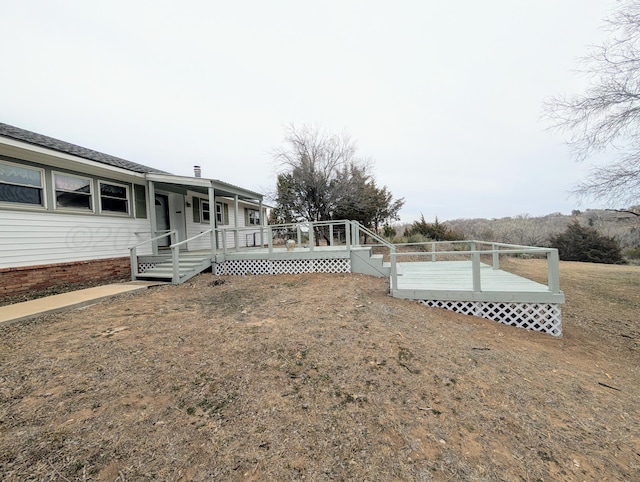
135 253 212 284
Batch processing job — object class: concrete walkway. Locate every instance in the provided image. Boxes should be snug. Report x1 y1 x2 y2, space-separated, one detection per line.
0 281 162 325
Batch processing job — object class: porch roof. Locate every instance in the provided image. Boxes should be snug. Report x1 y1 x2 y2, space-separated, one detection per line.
145 173 263 201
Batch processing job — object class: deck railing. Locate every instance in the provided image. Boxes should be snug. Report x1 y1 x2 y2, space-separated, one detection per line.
390 240 561 294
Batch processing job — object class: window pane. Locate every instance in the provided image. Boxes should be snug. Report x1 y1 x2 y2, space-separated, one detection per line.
101 197 128 213
134 185 147 219
0 164 42 187
216 203 223 224
202 201 210 222
99 182 128 213
100 183 127 199
0 184 42 204
57 192 92 210
55 175 91 193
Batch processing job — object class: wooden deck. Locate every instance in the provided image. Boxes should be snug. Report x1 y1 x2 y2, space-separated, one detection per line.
392 261 565 304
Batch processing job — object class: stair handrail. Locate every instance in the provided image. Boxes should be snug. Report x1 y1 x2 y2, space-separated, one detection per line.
349 221 399 290
169 229 213 283
129 230 177 280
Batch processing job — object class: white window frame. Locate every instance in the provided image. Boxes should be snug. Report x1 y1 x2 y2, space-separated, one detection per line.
247 208 260 226
216 202 224 225
52 171 94 212
0 159 46 209
202 201 211 222
98 180 130 216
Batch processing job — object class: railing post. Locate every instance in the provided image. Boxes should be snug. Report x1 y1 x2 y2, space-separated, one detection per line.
492 243 500 270
390 248 398 292
222 228 227 254
130 247 138 281
309 222 315 251
172 245 179 284
234 227 239 252
268 225 273 254
345 221 351 251
329 224 334 246
431 242 436 262
471 242 481 292
547 249 560 293
297 225 302 247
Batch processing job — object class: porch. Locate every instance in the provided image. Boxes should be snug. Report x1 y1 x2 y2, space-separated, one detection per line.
129 220 565 336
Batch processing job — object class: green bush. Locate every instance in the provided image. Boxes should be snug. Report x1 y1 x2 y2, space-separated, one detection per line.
383 225 397 238
623 245 640 260
409 214 461 241
549 221 623 264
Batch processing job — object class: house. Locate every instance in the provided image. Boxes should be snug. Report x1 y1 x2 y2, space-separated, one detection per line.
0 123 266 297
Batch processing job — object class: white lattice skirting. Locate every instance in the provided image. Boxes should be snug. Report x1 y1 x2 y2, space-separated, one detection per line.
214 258 351 276
418 300 562 337
137 263 156 273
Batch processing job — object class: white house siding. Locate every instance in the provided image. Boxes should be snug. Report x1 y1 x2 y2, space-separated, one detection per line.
0 210 152 269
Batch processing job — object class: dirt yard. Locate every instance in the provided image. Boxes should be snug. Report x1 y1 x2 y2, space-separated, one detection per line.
0 259 638 481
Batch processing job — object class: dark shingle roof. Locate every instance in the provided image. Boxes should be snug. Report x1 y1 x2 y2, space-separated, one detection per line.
0 122 170 175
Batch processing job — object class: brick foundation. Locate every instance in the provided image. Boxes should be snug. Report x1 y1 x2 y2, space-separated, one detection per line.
0 258 131 298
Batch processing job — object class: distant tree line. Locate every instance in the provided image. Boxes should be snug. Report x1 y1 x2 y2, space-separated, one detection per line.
394 209 639 264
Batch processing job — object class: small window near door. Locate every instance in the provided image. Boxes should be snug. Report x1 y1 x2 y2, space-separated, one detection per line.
54 173 93 211
134 184 147 218
99 181 129 215
192 197 201 223
0 160 45 207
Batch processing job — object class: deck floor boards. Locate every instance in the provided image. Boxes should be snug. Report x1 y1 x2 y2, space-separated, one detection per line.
393 261 564 303
396 261 548 292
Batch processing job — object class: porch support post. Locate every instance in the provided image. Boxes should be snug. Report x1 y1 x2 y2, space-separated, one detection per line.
259 199 264 247
234 195 239 252
148 181 158 255
209 185 216 254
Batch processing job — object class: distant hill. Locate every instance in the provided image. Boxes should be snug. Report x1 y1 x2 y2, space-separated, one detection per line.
400 209 639 249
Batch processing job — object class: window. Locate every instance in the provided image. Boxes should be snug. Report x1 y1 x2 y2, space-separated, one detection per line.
0 160 45 206
202 201 210 222
192 197 211 223
246 208 260 225
193 197 221 224
134 184 147 218
99 181 129 214
216 202 229 225
54 173 93 211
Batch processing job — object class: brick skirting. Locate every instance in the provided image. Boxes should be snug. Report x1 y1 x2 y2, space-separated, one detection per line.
0 257 131 298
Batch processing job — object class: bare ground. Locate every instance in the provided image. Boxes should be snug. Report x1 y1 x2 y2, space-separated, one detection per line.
0 259 638 481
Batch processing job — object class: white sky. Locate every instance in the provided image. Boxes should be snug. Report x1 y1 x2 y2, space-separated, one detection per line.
1 0 619 222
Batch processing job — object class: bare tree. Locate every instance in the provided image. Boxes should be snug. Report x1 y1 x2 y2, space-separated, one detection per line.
545 0 640 206
272 124 358 224
272 124 404 243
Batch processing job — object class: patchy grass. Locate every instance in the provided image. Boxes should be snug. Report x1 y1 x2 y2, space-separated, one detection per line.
0 262 639 480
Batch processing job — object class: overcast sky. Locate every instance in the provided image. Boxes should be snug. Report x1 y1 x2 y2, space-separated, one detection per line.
1 0 620 222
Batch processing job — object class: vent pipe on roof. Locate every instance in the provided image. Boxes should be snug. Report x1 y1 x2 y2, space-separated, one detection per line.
194 165 202 178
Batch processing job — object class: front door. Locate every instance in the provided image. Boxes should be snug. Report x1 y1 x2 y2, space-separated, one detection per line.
155 194 170 247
